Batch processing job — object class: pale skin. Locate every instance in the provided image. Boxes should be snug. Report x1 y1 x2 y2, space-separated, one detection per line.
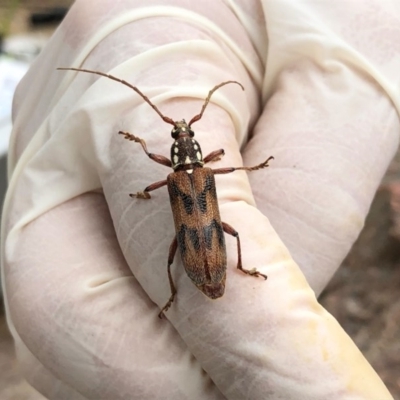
3 0 399 399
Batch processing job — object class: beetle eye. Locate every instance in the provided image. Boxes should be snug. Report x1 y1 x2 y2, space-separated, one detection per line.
171 128 179 138
189 129 194 137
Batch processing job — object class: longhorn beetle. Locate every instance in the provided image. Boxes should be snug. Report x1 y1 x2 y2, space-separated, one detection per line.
58 67 274 318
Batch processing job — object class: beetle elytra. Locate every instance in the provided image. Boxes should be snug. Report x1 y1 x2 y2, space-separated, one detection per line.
58 67 273 318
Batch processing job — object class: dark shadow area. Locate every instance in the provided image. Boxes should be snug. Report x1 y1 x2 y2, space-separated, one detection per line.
320 185 400 398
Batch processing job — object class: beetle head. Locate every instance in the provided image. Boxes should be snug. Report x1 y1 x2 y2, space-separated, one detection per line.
170 119 194 139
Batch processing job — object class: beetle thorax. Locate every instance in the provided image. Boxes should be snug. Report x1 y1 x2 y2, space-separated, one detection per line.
170 120 203 170
170 136 203 170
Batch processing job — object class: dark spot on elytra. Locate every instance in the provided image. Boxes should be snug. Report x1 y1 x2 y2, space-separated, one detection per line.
177 224 201 254
170 181 194 214
188 227 200 251
196 174 215 213
203 220 224 250
214 219 224 247
177 225 187 254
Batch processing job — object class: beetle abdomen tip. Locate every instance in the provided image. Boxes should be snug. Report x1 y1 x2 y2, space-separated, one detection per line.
199 281 225 299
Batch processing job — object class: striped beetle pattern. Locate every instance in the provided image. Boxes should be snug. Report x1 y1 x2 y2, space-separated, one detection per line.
58 67 273 318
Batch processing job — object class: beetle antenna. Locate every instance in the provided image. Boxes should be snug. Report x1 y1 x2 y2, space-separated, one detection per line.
57 67 176 126
188 81 244 127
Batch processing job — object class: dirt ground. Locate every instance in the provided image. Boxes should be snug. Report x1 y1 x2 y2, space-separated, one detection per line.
320 187 400 398
318 149 400 398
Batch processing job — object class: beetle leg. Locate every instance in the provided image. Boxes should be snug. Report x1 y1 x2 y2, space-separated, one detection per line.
118 131 172 168
203 149 225 164
130 179 168 199
159 236 178 318
212 156 274 175
222 222 268 280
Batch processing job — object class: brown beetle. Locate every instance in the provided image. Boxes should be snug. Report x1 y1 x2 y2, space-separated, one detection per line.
58 68 273 317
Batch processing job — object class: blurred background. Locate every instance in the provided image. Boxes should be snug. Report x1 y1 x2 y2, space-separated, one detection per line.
1 1 73 399
0 1 399 399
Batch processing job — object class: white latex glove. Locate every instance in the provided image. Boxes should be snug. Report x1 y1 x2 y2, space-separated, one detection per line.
2 0 399 399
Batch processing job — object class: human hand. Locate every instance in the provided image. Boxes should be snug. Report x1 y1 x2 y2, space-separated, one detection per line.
2 1 399 399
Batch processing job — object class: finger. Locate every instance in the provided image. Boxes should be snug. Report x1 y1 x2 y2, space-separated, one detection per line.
14 337 87 400
4 193 224 400
245 61 400 295
243 0 400 295
103 80 391 399
4 0 259 397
